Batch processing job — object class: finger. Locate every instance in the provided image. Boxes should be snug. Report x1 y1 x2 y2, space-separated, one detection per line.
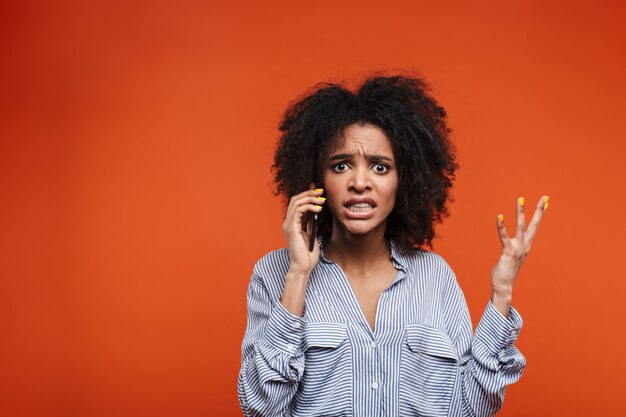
525 195 549 244
305 178 319 236
515 197 526 241
305 210 313 235
284 197 324 233
497 214 513 250
291 194 327 208
295 203 323 232
291 188 325 206
305 183 316 238
285 188 325 221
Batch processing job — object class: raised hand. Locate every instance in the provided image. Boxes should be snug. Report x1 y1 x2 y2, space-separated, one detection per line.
283 184 326 273
490 196 549 317
279 184 326 317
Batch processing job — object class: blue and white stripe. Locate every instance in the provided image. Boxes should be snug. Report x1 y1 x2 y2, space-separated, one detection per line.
238 237 525 416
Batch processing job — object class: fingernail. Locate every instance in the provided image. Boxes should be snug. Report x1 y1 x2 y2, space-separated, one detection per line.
317 197 326 202
315 188 324 193
498 214 504 222
544 202 549 211
519 197 525 207
315 205 323 209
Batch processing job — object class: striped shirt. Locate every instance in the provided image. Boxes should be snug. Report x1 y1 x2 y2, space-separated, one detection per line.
238 237 525 416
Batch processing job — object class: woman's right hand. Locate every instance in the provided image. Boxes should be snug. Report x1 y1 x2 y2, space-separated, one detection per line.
282 184 326 274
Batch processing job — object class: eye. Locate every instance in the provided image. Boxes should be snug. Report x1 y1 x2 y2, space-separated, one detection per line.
332 162 350 172
373 163 389 174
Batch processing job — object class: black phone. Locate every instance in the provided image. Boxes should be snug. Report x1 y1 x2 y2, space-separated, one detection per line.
308 212 318 252
308 185 322 252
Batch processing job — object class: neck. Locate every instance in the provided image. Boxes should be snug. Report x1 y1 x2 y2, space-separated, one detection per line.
323 225 391 272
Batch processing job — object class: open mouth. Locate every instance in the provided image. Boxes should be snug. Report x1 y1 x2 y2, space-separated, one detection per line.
343 199 377 219
346 203 374 213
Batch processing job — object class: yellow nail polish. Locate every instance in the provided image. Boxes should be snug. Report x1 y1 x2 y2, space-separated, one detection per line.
544 202 549 210
498 214 504 222
519 197 525 206
317 197 326 202
315 205 323 209
315 188 324 193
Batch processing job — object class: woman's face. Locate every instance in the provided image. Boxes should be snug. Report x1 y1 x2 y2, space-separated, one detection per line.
323 123 398 238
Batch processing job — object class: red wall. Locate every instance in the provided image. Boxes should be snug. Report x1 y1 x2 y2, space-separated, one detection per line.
1 1 625 415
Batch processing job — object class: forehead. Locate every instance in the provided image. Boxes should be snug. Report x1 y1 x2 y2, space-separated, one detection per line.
330 124 394 156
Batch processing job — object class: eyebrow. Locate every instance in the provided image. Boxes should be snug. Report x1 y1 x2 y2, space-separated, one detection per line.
328 153 394 162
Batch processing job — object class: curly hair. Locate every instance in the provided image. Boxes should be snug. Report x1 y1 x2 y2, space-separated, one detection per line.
272 72 458 253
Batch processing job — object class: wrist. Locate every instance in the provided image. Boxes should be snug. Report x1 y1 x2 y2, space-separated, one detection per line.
286 268 312 281
490 289 512 318
491 291 512 304
491 283 513 298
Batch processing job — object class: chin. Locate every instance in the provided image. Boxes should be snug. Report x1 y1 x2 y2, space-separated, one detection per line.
338 219 385 236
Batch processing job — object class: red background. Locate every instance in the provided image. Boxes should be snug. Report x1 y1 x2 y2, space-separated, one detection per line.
2 1 625 416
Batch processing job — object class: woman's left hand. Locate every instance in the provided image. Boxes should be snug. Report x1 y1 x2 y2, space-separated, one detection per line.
490 195 549 317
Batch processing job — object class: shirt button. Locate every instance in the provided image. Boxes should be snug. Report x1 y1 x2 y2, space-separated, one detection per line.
509 330 518 337
371 382 379 390
286 343 295 352
292 321 302 329
370 341 377 348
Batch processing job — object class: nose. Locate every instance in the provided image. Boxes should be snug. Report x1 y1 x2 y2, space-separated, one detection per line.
348 165 372 193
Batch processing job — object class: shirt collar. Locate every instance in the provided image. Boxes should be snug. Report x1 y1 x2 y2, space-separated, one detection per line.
389 239 408 272
317 236 408 272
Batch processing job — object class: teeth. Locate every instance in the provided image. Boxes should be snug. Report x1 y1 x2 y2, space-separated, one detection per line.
347 203 373 212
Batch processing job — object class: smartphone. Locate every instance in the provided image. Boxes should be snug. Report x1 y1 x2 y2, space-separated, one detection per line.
308 212 318 252
308 185 322 252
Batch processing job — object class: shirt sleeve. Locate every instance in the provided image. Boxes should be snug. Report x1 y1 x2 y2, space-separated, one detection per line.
453 294 526 417
237 273 306 417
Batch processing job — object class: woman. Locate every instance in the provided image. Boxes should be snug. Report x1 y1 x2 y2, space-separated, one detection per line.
237 74 548 416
